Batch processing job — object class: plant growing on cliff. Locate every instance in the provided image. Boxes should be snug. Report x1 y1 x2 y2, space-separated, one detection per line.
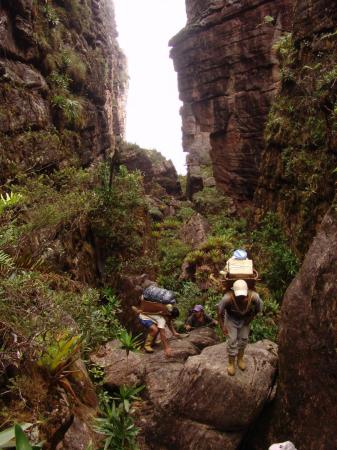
51 95 83 126
252 213 299 301
44 4 60 27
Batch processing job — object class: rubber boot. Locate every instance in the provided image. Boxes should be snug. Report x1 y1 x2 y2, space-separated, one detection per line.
237 349 246 371
227 355 236 376
144 334 154 353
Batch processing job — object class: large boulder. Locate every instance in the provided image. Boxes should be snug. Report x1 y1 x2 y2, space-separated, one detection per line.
174 341 278 431
92 330 278 449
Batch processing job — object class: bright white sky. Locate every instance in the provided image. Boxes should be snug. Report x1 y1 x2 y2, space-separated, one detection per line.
113 0 187 174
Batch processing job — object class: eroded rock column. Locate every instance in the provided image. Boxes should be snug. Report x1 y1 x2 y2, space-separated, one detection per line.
170 0 291 200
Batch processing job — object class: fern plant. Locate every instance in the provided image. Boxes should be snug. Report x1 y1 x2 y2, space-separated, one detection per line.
0 250 14 271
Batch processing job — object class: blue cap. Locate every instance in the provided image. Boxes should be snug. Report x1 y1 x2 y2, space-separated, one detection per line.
233 249 247 260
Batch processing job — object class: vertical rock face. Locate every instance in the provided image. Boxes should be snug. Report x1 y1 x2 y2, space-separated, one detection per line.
247 198 337 450
170 0 291 200
254 0 337 254
0 0 127 183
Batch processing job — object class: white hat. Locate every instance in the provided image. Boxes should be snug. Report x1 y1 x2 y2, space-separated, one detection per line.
232 279 248 297
269 442 297 450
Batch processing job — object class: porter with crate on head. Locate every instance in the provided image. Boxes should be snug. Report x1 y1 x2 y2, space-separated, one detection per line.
217 249 263 376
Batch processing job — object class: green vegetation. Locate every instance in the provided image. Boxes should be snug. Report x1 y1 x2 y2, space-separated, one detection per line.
92 165 150 276
0 423 41 449
44 4 60 28
95 387 142 450
193 187 229 215
264 28 337 253
252 213 299 302
95 400 139 450
118 330 142 358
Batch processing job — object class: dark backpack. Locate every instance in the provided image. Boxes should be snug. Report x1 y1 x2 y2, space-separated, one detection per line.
143 285 176 304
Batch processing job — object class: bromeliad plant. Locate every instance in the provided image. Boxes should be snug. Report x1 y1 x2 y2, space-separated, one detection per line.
37 331 82 375
37 331 82 399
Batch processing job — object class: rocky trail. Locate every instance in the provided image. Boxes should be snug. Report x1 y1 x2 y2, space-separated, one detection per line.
90 329 278 450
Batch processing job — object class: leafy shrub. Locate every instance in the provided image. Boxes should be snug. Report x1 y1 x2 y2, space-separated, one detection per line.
175 281 203 325
157 238 190 289
252 213 299 301
250 296 280 343
118 330 142 358
48 71 71 91
92 165 148 271
94 396 139 450
175 205 195 222
61 49 87 86
193 187 229 215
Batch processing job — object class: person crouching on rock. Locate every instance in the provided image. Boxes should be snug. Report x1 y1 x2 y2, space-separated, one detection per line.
185 304 218 331
137 304 181 358
217 279 263 376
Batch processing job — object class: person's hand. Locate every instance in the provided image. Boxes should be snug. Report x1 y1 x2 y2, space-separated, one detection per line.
174 332 189 339
173 331 182 339
185 324 192 331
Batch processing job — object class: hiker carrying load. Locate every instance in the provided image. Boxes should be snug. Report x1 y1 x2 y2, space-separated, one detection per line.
135 282 183 358
217 249 263 376
185 304 218 331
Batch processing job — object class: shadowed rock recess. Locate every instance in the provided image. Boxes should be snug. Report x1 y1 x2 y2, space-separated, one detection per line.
92 329 278 450
170 0 292 200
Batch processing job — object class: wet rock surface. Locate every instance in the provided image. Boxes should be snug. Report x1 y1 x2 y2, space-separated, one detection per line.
92 329 278 450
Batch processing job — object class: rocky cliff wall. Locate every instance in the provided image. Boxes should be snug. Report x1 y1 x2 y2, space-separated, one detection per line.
170 0 292 200
254 0 337 255
246 196 337 450
0 0 126 184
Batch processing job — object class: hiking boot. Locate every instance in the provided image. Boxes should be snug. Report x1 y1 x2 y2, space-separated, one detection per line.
144 334 154 353
227 355 236 376
237 349 246 371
